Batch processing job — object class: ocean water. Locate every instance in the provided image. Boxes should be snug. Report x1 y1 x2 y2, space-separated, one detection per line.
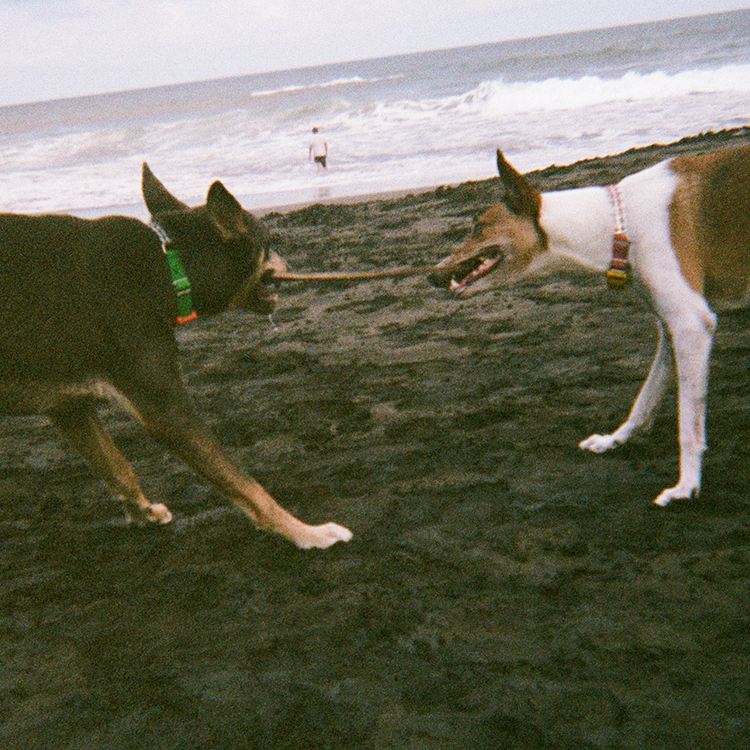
0 8 749 216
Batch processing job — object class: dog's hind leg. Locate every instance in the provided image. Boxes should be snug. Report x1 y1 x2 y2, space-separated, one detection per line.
580 319 674 453
48 401 173 525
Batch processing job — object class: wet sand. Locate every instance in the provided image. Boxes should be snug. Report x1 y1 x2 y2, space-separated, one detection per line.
2 128 750 749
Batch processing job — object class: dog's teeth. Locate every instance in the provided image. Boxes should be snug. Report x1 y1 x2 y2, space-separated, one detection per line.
449 278 461 291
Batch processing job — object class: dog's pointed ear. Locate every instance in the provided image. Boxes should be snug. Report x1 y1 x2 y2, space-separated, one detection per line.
206 181 247 240
142 163 189 215
496 148 541 219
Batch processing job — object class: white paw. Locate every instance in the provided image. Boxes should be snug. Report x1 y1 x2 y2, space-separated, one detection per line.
653 485 698 507
147 503 174 525
296 522 353 550
579 434 621 453
127 502 174 526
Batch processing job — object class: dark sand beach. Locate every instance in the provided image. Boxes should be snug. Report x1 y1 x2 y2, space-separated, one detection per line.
3 128 750 749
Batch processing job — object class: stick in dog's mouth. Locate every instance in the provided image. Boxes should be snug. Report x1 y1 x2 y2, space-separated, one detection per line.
270 252 504 290
271 266 442 283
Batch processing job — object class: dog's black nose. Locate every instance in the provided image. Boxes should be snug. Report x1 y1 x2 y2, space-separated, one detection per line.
427 271 450 289
427 263 460 289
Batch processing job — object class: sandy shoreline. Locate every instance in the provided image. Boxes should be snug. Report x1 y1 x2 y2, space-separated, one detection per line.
67 182 452 221
3 126 750 749
66 126 750 221
259 127 750 214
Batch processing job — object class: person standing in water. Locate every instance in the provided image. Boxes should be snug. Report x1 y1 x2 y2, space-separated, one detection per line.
309 127 328 171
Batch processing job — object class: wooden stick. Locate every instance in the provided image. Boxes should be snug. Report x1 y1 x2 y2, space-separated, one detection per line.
273 266 441 282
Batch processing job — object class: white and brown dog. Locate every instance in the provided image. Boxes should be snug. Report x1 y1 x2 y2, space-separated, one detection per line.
430 144 750 507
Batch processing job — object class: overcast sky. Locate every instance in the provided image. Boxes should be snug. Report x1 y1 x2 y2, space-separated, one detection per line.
1 0 747 106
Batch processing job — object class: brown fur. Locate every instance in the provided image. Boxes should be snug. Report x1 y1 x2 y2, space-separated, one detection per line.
670 144 750 300
0 166 352 550
429 150 547 290
457 203 543 282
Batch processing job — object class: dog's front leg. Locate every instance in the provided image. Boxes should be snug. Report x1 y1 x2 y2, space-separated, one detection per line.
48 402 173 525
652 307 716 507
580 319 674 453
157 425 352 549
126 387 352 549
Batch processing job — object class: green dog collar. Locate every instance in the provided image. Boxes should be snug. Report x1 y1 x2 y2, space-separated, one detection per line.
151 222 198 325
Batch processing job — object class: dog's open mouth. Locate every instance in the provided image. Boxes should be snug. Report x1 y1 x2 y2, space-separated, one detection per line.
429 246 504 293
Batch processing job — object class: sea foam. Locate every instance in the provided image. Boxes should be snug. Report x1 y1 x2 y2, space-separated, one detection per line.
0 10 748 214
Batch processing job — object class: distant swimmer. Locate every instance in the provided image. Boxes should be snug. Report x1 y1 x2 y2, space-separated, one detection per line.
309 127 328 171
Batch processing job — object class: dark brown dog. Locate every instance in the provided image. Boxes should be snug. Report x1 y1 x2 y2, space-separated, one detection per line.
0 164 352 549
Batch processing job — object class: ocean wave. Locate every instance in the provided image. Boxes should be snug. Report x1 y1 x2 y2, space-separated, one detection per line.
461 64 750 116
356 64 750 123
250 75 402 99
1 17 748 216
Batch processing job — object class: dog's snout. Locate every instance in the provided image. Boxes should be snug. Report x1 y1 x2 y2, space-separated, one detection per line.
481 244 506 259
265 250 287 276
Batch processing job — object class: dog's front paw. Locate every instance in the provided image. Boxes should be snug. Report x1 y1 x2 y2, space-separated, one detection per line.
653 484 698 507
579 433 621 453
295 522 353 550
127 502 174 526
147 503 174 525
